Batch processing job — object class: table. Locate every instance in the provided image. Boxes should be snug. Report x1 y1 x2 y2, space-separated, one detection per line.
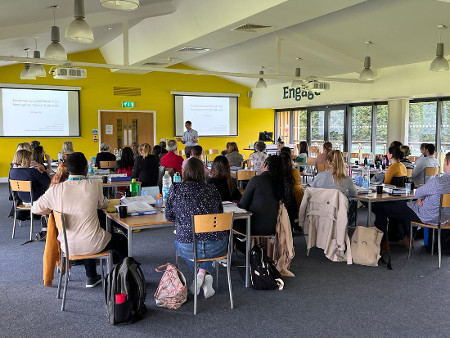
355 191 417 226
103 180 142 196
105 205 254 288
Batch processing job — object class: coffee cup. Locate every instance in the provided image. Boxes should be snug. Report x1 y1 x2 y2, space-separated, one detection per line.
376 185 383 194
102 176 108 184
355 160 359 166
118 205 128 218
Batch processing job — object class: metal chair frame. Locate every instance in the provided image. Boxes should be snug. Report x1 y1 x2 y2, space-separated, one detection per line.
53 211 112 311
9 179 34 241
408 193 450 268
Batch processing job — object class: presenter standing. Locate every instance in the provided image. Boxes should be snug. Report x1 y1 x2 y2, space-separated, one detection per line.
177 120 199 147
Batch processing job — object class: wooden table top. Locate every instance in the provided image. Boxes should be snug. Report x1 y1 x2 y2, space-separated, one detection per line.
355 192 417 201
106 211 173 229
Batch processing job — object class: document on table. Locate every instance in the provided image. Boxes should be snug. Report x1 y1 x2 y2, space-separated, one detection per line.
222 202 248 214
121 195 156 205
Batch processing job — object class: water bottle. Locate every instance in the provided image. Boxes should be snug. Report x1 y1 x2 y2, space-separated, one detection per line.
129 178 139 197
204 155 209 168
155 194 163 212
382 156 386 170
363 166 370 189
173 172 181 183
162 171 172 206
363 157 368 167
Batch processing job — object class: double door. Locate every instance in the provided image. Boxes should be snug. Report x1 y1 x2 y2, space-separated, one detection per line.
100 111 155 150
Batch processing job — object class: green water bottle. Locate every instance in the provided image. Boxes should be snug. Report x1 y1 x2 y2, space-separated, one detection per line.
130 178 139 197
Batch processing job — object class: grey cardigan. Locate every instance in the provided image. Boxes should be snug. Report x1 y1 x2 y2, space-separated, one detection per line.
310 170 357 197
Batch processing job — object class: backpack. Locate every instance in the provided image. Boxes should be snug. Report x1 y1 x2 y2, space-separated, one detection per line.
104 257 147 325
250 244 284 290
351 226 383 267
154 263 187 309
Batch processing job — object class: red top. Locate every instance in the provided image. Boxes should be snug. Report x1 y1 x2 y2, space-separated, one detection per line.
161 151 184 174
117 167 133 176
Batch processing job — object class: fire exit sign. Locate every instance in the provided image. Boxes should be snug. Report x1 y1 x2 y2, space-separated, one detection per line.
122 101 135 108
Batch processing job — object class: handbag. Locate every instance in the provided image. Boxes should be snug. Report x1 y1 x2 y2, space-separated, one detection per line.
154 263 187 309
351 226 383 267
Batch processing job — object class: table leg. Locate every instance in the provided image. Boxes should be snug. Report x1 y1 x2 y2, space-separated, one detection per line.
245 215 251 288
106 216 111 232
127 227 133 257
367 201 372 226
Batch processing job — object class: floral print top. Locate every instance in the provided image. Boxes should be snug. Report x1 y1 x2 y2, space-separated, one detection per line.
249 151 268 172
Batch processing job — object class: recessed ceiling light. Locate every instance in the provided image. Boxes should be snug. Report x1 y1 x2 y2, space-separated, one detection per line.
105 27 113 31
178 47 211 53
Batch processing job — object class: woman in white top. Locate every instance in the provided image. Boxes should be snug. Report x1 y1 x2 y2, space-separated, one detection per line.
248 141 268 172
311 149 356 197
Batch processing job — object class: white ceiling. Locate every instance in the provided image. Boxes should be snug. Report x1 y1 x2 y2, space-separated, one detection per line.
1 0 450 87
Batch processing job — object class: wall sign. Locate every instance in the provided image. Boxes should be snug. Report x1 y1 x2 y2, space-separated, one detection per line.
122 101 135 108
105 124 113 135
282 86 321 102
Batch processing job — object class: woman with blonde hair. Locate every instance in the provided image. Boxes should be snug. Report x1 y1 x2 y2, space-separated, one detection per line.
131 143 159 186
311 150 356 197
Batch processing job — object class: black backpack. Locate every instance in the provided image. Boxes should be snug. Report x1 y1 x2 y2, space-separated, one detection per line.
250 244 284 290
104 257 147 325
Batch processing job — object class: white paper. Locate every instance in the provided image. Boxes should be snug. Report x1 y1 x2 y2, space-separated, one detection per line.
223 203 248 214
121 195 156 205
105 125 113 135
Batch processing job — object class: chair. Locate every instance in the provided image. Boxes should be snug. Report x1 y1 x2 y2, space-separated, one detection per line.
408 193 450 268
9 180 34 241
409 156 419 162
361 153 372 160
309 146 319 157
236 170 256 189
141 186 160 199
350 153 359 161
53 211 112 311
317 163 327 172
99 160 116 169
191 213 234 315
406 168 413 178
390 176 407 187
424 167 439 184
208 149 219 160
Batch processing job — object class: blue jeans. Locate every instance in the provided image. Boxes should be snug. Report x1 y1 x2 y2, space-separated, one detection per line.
174 239 228 274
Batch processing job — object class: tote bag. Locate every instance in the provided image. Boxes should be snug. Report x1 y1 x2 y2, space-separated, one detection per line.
351 226 383 267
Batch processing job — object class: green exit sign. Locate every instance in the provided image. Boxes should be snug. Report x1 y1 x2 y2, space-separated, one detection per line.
122 101 135 108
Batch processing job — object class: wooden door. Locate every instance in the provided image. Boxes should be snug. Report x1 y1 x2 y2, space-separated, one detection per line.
100 111 155 151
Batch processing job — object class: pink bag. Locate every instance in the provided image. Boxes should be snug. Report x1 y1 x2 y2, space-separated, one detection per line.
154 263 187 309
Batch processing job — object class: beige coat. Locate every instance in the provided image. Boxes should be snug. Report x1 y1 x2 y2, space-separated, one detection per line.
298 187 352 264
271 202 295 277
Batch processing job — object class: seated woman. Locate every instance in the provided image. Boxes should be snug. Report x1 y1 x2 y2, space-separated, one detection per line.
399 145 414 169
235 155 283 236
9 149 50 203
310 150 357 197
221 142 231 156
294 141 309 164
152 145 162 164
384 145 407 185
225 142 244 167
131 143 159 187
279 147 304 208
30 145 52 176
207 156 241 202
95 142 116 168
114 146 134 176
248 141 268 173
165 158 225 299
57 141 74 162
279 151 302 229
315 141 333 168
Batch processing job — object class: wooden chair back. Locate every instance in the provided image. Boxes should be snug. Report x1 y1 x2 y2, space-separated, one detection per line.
209 149 219 155
361 153 372 159
237 170 256 181
409 156 419 162
9 180 31 193
317 163 327 172
192 213 233 234
406 168 413 178
350 152 359 159
99 160 116 169
306 157 315 165
425 167 439 176
309 146 319 156
442 193 450 208
53 210 65 232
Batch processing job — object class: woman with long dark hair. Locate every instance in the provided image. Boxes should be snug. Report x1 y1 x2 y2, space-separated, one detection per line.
279 151 302 228
115 147 134 176
235 155 284 236
207 156 241 201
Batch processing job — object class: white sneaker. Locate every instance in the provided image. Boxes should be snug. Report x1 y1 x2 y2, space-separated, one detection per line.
189 274 204 295
202 275 215 299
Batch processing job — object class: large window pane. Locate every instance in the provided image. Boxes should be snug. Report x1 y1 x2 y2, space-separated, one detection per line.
375 104 388 155
310 110 325 147
293 109 307 142
441 101 450 168
276 110 290 143
351 106 372 153
408 102 437 156
329 109 345 151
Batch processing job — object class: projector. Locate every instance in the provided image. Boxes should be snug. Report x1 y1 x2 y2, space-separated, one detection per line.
53 67 87 80
305 80 330 92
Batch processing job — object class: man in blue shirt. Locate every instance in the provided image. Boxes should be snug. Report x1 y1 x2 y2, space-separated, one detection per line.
177 120 198 147
411 143 440 185
373 152 450 250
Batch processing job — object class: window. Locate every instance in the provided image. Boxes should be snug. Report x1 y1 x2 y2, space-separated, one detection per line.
329 109 345 151
375 104 388 155
440 101 450 167
408 101 437 156
351 106 372 153
276 110 290 143
310 109 325 147
293 109 307 142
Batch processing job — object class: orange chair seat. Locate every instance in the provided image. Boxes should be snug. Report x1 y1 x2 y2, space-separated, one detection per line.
68 250 110 261
188 253 228 263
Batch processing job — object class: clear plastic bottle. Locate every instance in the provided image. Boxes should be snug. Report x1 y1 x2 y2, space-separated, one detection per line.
382 156 387 169
162 171 172 207
129 178 139 197
173 172 181 183
155 194 163 212
362 166 370 189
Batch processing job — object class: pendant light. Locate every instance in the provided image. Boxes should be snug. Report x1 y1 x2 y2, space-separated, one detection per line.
44 6 67 60
66 0 94 43
430 24 449 71
20 49 36 80
256 66 267 88
29 38 46 78
359 41 375 81
100 0 139 11
291 57 304 87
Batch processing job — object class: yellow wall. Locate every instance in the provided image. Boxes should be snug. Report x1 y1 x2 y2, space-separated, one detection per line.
0 49 273 177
